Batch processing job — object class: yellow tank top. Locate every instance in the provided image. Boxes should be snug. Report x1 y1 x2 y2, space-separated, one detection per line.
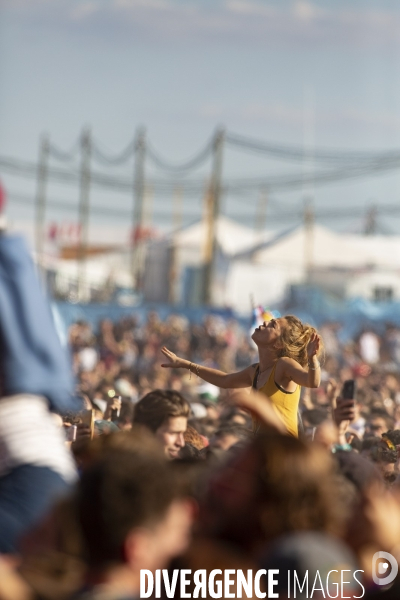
252 362 300 437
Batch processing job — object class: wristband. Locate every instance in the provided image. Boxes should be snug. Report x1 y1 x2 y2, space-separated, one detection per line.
188 362 200 379
308 360 320 370
332 443 352 453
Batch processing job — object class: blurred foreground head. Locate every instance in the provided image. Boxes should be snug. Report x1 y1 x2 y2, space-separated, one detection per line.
204 432 346 551
18 429 193 599
76 428 192 573
133 389 190 459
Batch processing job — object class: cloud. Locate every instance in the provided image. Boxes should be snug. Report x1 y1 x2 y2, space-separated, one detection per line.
3 0 400 51
70 2 99 21
114 0 171 10
224 1 275 17
198 102 400 132
292 1 319 21
109 1 400 50
332 109 400 131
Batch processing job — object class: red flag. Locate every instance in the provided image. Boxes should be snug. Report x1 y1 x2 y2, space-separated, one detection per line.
0 181 6 213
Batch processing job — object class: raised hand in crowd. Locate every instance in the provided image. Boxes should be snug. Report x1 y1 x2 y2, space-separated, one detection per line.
306 332 321 360
161 346 189 369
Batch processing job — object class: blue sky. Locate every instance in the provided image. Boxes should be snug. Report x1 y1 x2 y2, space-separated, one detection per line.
2 0 400 237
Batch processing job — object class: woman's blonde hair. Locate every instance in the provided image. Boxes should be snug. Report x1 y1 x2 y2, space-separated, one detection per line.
277 315 323 367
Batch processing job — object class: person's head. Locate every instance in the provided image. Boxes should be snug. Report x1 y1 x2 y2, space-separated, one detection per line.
365 410 393 438
382 429 400 447
133 390 190 459
76 429 192 575
184 425 206 450
211 425 249 451
116 399 134 431
251 315 321 367
204 432 345 548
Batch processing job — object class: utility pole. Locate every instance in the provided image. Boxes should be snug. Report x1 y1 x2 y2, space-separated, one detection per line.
254 187 268 236
172 185 183 232
131 128 146 291
365 205 377 235
77 127 91 301
143 184 153 230
203 128 225 305
168 186 184 305
202 181 213 284
35 133 50 280
304 197 314 284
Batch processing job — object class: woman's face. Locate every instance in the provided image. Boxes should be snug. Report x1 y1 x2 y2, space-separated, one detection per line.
251 317 287 349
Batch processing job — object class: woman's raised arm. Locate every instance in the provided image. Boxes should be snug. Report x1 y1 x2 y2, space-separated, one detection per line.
277 333 321 389
161 346 255 389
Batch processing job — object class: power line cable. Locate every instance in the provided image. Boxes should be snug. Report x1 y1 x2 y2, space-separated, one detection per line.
223 156 400 192
7 191 190 219
146 136 213 172
91 137 137 166
2 150 400 196
48 138 81 162
38 129 400 172
8 190 400 223
226 131 400 164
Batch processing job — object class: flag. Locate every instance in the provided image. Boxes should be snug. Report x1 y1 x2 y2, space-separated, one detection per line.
250 305 281 338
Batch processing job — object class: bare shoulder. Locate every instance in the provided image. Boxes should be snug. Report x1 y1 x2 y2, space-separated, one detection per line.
276 356 304 372
245 363 258 379
277 356 297 366
243 363 259 385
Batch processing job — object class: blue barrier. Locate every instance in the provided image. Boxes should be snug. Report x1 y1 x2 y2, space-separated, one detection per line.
52 297 400 344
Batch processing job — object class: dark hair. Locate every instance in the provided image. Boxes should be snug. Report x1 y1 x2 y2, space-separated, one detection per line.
253 433 345 538
117 399 134 427
179 443 202 460
302 408 329 427
361 436 381 451
383 429 400 446
369 408 394 429
133 389 190 433
76 429 179 567
214 424 249 442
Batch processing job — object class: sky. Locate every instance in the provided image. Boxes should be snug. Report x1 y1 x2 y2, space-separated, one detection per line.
1 0 400 243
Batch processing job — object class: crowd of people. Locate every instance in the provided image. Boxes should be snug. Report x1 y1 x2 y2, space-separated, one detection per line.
70 313 400 478
2 232 400 599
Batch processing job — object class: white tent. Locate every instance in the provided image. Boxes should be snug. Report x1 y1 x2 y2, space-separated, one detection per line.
223 224 400 313
171 216 273 260
248 223 400 270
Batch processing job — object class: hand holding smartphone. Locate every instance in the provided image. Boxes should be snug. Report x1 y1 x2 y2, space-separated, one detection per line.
334 380 356 426
341 379 356 400
65 424 77 442
109 396 122 422
80 409 94 440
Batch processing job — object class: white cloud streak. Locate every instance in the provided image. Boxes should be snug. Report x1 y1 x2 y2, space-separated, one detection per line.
3 0 400 50
199 102 400 131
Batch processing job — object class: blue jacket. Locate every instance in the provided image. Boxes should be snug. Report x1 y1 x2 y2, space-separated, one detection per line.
0 234 80 413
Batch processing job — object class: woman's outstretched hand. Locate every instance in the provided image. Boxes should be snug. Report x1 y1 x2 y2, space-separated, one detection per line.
306 333 321 359
161 346 188 369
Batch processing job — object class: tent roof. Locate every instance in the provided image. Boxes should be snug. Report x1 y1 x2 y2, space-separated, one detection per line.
171 216 275 256
250 223 400 269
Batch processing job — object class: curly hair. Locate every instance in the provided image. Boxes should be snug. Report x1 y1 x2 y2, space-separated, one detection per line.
277 315 323 367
